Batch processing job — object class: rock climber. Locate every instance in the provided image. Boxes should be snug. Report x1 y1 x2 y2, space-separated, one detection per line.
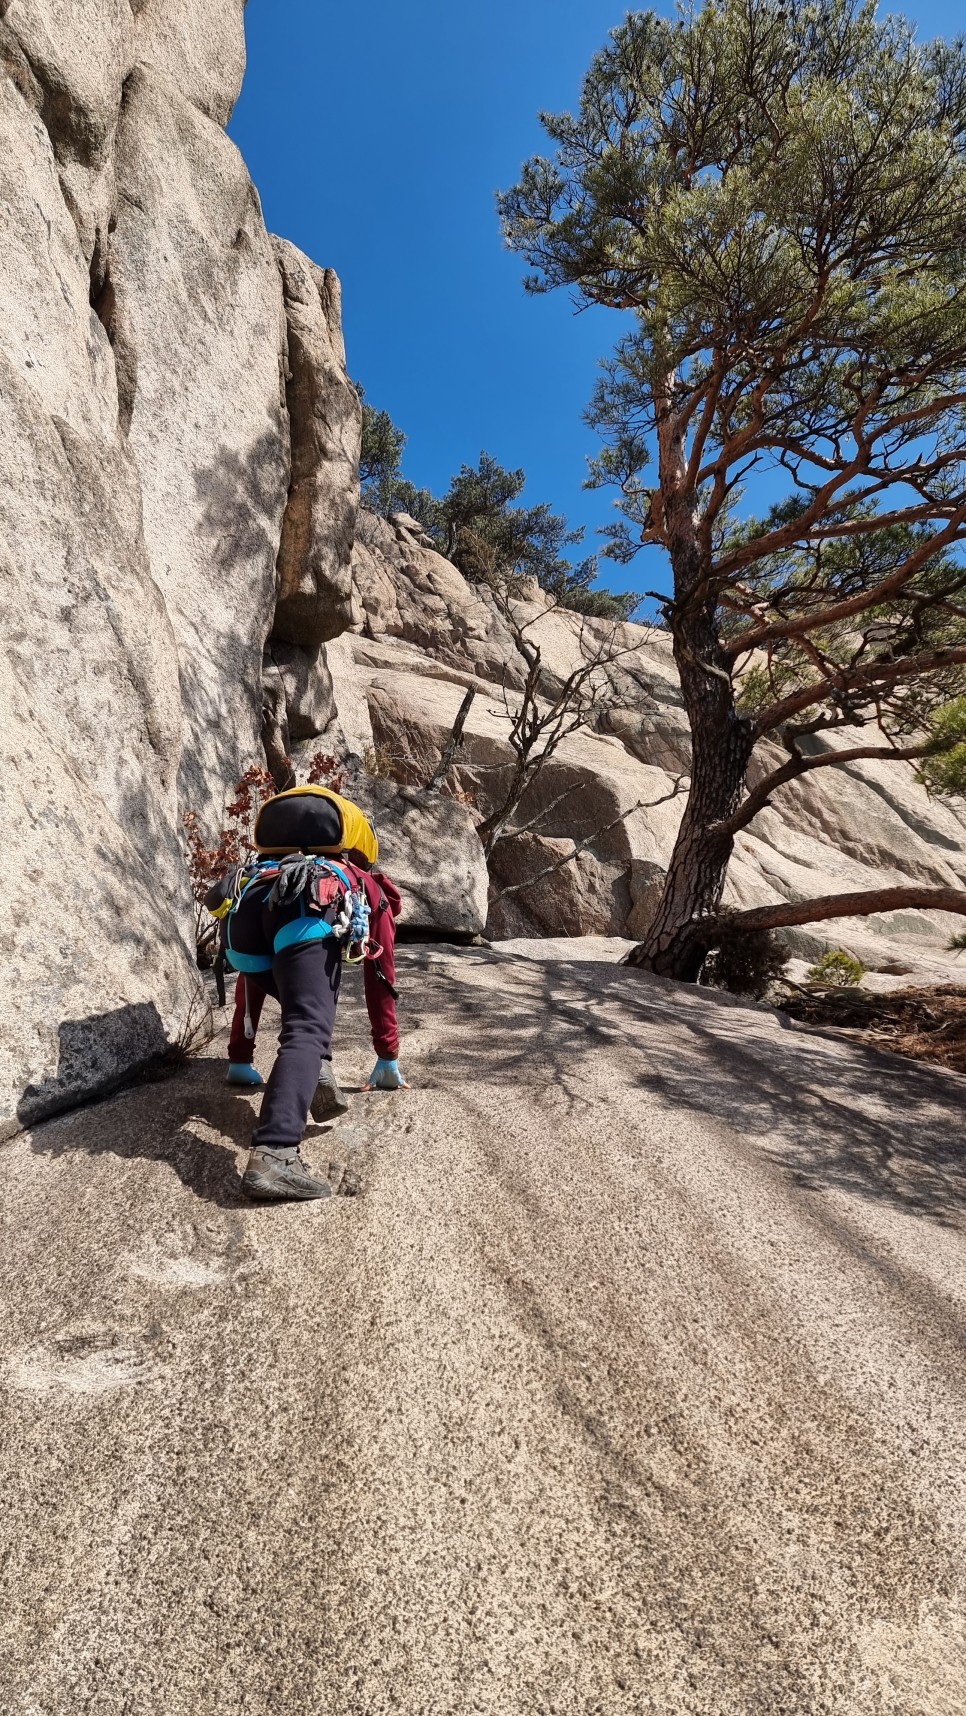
206 784 408 1202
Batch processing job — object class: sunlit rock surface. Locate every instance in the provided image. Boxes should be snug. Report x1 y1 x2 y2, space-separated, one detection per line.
3 944 966 1714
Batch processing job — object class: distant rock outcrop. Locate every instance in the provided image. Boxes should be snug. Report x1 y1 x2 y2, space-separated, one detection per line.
329 510 966 972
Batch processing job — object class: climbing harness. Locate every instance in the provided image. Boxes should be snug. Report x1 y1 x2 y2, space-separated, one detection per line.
208 851 385 988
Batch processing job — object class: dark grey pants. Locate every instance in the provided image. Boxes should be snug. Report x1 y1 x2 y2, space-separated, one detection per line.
249 940 342 1150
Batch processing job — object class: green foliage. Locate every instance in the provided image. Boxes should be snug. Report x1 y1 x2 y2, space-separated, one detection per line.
357 401 641 617
557 585 641 621
946 930 966 952
358 388 407 517
806 949 866 987
442 452 582 581
500 0 966 702
918 698 966 796
436 452 641 617
501 1 966 366
499 0 966 970
698 912 789 998
391 479 444 536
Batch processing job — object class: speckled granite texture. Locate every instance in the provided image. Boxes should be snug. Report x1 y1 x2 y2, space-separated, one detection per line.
2 944 966 1715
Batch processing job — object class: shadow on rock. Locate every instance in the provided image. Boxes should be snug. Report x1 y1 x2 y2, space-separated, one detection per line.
17 1004 170 1130
393 947 966 1229
25 1052 257 1210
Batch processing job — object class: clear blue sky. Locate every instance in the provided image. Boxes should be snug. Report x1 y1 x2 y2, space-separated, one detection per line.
231 0 961 603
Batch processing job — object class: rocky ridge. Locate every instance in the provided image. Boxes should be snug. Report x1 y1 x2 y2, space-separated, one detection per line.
328 510 966 975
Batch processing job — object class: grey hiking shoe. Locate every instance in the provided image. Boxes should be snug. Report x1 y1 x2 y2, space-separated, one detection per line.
242 1146 333 1203
310 1062 350 1123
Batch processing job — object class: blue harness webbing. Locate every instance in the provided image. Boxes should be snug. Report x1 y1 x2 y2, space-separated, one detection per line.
224 856 359 973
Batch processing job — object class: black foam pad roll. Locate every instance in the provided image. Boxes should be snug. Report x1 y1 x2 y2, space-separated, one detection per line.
255 792 343 854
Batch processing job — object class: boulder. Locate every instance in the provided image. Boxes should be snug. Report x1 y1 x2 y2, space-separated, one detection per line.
0 44 197 1136
0 0 129 270
354 780 489 937
0 660 197 1140
266 641 335 744
487 833 630 940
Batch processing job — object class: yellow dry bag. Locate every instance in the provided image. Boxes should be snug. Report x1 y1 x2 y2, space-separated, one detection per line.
253 785 379 868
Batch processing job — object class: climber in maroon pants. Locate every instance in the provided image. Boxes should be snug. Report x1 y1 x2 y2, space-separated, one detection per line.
226 863 403 1078
207 785 408 1202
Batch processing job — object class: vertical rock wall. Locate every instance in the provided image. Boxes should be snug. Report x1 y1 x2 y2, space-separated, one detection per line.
0 2 360 1133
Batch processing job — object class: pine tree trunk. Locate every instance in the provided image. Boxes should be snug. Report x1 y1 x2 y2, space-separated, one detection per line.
626 474 753 979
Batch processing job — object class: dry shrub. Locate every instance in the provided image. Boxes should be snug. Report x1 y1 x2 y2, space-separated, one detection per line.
182 763 277 904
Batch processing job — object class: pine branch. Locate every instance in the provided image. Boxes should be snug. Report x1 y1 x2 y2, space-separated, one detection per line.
717 886 966 938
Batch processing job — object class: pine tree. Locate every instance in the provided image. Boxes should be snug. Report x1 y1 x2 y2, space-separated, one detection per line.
500 0 966 977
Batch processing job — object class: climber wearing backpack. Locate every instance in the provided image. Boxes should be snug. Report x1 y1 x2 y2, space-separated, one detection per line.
206 785 407 1202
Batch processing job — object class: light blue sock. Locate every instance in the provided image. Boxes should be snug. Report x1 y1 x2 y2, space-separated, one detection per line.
227 1062 264 1088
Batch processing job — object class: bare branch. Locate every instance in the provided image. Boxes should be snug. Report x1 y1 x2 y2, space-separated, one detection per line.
500 779 585 840
755 645 966 736
716 740 930 837
725 508 966 657
491 781 687 898
425 687 477 792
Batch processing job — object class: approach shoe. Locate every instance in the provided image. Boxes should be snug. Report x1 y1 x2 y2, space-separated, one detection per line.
242 1146 333 1203
310 1062 350 1123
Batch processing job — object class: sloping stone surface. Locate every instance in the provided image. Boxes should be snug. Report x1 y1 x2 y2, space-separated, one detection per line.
3 946 966 1712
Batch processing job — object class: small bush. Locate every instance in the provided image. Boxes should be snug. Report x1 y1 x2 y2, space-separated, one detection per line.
947 930 966 953
806 949 866 988
698 912 789 999
182 763 277 905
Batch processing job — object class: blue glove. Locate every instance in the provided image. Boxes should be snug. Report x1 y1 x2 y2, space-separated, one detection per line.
366 1058 409 1090
226 1062 264 1088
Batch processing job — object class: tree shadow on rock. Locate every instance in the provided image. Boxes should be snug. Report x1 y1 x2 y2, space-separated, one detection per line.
397 948 966 1229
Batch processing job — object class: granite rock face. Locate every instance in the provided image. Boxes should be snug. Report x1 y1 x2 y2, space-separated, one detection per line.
4 949 966 1715
0 2 358 1133
271 238 360 654
332 511 966 972
356 780 489 936
111 62 290 814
